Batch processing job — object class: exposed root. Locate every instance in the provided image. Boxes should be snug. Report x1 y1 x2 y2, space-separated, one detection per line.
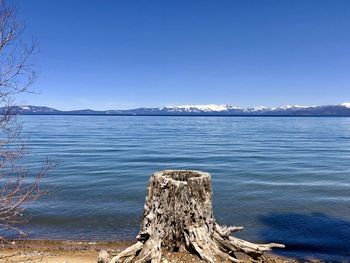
215 223 244 237
106 224 284 263
108 239 162 263
212 227 285 261
109 242 143 263
184 226 240 263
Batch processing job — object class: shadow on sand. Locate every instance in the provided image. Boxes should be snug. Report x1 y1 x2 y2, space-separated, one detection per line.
259 213 350 261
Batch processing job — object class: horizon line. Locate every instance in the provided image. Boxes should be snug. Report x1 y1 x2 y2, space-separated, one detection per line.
12 102 350 112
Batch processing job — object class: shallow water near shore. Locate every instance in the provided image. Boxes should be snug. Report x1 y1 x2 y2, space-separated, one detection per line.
12 115 350 261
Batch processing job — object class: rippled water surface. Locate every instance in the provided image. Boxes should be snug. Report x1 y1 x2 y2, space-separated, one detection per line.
16 116 350 260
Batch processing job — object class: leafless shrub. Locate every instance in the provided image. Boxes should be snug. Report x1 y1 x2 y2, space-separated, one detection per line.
0 0 54 241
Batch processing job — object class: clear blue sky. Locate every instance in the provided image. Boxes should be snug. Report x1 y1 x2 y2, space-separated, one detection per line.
17 0 350 110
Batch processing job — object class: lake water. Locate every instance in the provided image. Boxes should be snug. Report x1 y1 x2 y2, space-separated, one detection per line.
14 116 350 261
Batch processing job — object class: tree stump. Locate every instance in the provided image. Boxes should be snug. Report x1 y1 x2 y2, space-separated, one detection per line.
100 170 284 263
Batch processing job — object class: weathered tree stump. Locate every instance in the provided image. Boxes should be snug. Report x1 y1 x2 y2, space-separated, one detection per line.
99 170 284 263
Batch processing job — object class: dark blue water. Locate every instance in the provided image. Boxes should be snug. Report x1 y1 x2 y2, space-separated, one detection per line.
17 116 350 261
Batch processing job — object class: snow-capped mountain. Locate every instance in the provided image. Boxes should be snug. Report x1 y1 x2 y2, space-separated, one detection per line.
161 104 241 112
1 103 350 116
340 102 350 108
19 105 60 113
142 103 349 115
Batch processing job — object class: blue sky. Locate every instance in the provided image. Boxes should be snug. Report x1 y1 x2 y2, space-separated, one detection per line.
17 0 350 110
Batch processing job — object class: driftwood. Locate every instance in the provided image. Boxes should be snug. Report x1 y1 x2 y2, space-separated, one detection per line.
99 170 284 263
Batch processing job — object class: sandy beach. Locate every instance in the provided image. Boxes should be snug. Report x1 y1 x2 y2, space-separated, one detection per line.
0 240 314 263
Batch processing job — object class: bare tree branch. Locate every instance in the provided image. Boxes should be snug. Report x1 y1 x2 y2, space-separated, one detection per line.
0 0 54 240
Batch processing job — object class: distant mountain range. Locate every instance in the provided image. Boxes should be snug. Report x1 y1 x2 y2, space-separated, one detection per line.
2 103 350 116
